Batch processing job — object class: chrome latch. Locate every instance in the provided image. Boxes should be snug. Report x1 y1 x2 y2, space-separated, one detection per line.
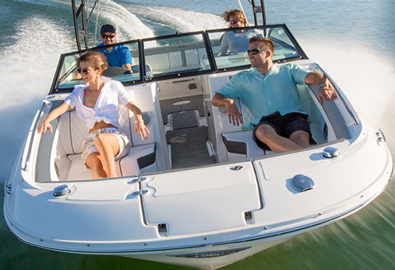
292 174 315 192
131 190 149 196
323 147 340 158
230 165 243 171
53 184 70 197
5 184 12 194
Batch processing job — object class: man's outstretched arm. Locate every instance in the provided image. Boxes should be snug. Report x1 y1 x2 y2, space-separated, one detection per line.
305 72 337 104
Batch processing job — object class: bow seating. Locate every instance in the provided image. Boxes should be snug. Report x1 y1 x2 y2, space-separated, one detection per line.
54 107 156 181
209 70 328 162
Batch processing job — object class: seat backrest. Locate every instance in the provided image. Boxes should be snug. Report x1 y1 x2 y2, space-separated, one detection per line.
57 106 133 155
131 64 152 73
297 84 327 143
58 110 89 154
57 106 155 155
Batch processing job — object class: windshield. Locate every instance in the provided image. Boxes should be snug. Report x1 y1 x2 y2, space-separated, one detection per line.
52 24 306 93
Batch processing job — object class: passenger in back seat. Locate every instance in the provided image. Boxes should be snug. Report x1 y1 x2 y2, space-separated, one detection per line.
38 52 149 179
212 36 337 153
219 9 261 56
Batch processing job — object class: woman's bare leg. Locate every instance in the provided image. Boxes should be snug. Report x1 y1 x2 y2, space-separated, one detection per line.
85 152 107 179
93 133 120 178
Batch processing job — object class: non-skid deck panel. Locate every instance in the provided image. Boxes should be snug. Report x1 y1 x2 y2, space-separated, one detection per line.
171 110 198 130
166 126 216 169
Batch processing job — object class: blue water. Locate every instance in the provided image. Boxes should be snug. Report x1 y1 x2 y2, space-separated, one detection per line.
1 0 395 269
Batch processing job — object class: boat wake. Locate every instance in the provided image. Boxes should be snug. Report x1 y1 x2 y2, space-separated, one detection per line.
0 16 74 181
299 38 395 148
124 3 227 34
98 0 155 40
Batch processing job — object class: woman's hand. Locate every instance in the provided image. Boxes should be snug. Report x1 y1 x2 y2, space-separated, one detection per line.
126 102 151 140
37 103 71 134
134 121 150 140
38 120 53 134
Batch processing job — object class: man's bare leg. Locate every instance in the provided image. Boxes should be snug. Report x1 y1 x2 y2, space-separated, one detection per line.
255 124 309 153
289 130 310 148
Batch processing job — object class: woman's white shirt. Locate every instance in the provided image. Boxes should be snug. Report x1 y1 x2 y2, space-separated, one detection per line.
64 76 132 130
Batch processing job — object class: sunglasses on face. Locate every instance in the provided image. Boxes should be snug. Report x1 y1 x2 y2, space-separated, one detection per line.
247 48 267 55
102 34 115 39
76 68 90 75
230 20 239 24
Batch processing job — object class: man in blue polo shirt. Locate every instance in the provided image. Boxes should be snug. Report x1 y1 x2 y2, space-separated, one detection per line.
212 36 337 153
96 24 132 72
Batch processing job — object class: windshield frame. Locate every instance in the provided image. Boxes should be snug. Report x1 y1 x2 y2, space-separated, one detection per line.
50 24 308 94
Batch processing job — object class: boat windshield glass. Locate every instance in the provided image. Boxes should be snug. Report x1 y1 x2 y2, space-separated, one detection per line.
267 26 302 60
143 33 211 79
53 25 304 93
208 26 302 70
56 41 140 91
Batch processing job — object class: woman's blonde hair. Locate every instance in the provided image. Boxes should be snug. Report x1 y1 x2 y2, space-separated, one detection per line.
223 9 247 26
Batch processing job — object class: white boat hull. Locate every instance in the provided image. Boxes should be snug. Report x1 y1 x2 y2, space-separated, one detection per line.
3 12 393 269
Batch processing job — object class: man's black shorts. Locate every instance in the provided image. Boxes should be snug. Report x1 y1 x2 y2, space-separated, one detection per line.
252 112 311 150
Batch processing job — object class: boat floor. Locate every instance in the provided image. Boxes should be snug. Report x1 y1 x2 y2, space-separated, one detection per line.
166 126 216 169
160 94 215 169
159 95 204 125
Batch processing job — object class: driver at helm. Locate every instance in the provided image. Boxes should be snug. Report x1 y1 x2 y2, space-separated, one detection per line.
96 24 132 72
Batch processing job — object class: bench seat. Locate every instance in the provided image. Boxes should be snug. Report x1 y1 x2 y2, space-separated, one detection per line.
221 131 266 160
55 108 156 181
207 70 328 162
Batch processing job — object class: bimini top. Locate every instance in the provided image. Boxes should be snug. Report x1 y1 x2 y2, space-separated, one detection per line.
50 24 307 94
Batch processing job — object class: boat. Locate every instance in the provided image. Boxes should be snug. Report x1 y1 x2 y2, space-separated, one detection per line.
3 0 393 269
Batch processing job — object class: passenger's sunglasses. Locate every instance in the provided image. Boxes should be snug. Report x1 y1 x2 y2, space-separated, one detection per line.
102 34 115 39
76 68 90 75
247 48 268 55
230 20 239 24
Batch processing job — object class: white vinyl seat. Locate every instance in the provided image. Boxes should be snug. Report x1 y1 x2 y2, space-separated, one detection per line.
218 100 266 159
55 107 156 181
212 78 326 161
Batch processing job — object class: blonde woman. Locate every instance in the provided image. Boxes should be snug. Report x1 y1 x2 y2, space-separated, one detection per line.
38 52 149 179
220 9 261 55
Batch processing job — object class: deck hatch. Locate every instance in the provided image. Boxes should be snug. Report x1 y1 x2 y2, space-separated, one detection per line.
140 161 261 236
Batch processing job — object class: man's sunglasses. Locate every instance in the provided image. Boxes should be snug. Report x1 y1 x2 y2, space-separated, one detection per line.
76 68 90 75
102 34 115 39
247 48 268 55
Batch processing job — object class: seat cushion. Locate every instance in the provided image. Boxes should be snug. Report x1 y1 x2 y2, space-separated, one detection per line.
120 144 156 176
222 131 264 159
67 154 123 181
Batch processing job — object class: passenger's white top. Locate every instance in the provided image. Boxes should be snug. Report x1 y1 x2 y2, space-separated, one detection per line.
64 76 132 130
